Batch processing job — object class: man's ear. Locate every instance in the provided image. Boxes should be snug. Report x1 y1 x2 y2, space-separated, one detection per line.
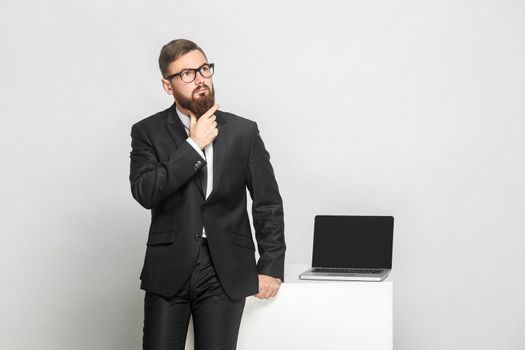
161 78 174 95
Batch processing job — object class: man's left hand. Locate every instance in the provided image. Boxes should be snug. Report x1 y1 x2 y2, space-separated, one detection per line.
254 274 282 299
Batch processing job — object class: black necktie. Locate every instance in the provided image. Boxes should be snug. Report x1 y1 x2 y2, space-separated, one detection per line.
201 148 207 196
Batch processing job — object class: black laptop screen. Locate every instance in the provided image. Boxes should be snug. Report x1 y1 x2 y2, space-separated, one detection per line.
312 215 394 269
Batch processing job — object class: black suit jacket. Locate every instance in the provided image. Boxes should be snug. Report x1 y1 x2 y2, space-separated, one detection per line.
129 102 285 300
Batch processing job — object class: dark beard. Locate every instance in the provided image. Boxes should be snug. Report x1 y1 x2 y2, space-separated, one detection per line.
173 84 215 118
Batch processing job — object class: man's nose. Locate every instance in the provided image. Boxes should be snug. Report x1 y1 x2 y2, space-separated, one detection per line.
194 71 206 85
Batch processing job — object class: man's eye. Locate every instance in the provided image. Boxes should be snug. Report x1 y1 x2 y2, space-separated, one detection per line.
181 71 192 77
201 66 210 73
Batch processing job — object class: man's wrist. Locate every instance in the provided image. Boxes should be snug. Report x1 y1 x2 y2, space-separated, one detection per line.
185 138 205 158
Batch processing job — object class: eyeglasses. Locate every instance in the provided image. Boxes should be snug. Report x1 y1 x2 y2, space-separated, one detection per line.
165 63 215 83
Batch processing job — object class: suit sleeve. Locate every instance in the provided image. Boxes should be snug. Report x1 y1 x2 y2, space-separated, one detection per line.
246 122 286 281
129 123 206 209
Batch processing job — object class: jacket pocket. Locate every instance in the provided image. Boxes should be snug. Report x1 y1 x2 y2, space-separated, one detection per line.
231 232 255 250
146 231 176 246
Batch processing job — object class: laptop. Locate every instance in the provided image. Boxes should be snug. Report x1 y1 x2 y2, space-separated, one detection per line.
299 215 394 282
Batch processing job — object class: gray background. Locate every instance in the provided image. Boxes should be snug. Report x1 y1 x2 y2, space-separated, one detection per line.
1 0 524 349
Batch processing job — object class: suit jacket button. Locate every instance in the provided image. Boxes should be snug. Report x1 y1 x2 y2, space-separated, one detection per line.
200 205 205 212
195 234 201 241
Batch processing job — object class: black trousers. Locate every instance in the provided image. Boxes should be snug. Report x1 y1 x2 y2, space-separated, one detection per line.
143 238 246 350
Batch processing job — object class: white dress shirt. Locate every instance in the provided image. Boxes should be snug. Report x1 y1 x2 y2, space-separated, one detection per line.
176 106 214 238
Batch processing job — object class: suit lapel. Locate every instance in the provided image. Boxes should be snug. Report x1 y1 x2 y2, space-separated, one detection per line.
165 102 188 148
165 102 228 201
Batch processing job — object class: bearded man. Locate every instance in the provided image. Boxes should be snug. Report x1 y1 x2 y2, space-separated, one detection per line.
129 38 286 350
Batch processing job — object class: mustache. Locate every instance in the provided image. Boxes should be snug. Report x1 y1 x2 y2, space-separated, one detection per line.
194 85 209 94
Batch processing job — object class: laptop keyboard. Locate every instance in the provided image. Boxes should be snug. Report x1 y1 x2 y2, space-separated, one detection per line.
312 267 384 274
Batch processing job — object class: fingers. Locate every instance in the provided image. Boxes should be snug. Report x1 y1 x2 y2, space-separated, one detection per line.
254 280 281 299
258 286 277 299
193 104 218 131
269 283 279 298
201 103 219 120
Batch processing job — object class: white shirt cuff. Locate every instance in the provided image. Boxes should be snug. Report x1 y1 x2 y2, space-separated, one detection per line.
186 138 205 159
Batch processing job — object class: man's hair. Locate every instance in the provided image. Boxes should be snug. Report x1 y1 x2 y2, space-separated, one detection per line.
159 39 207 79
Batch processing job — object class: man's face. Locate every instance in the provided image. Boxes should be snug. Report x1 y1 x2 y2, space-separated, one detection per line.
161 49 215 117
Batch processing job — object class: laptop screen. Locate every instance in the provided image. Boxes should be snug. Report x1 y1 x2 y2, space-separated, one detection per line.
312 215 394 269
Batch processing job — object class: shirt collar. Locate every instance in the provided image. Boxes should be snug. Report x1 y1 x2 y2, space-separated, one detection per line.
175 106 190 131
